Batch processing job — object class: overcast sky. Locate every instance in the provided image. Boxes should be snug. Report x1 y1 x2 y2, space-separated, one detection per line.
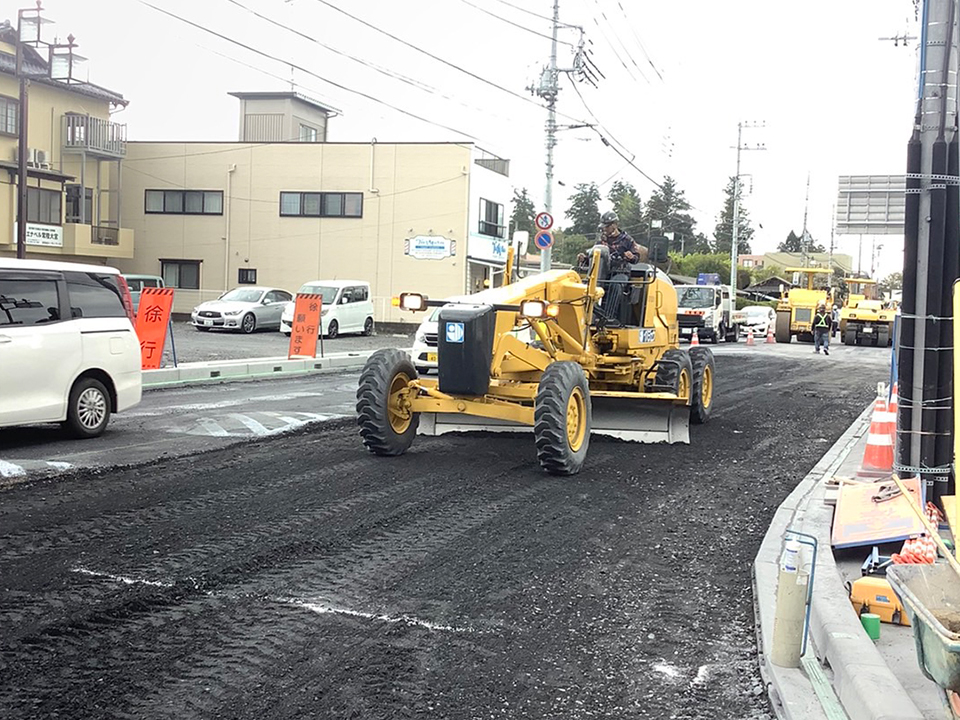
37 0 918 276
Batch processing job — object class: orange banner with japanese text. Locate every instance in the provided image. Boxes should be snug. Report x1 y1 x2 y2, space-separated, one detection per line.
288 293 323 358
135 287 175 369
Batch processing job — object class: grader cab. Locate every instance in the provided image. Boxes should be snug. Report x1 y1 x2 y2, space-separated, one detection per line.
356 241 715 475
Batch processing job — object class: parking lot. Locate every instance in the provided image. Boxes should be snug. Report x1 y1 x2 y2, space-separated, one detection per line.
159 320 415 363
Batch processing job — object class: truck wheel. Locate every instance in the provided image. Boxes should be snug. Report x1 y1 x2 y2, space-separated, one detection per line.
652 349 693 400
845 328 857 346
725 324 739 343
356 349 419 456
534 362 591 476
775 312 791 343
64 377 111 439
688 347 715 424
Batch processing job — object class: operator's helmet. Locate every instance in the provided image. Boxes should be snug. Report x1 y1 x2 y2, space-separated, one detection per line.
600 210 619 226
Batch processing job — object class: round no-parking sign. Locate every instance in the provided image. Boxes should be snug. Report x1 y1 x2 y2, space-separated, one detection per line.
534 231 554 250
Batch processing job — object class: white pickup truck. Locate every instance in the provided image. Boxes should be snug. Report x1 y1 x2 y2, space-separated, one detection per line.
675 283 741 343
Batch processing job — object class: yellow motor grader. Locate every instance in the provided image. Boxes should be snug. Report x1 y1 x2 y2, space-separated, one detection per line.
356 240 715 475
839 278 896 346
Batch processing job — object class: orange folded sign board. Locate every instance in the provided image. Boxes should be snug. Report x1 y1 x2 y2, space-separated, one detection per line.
135 287 175 370
832 476 926 548
288 293 323 359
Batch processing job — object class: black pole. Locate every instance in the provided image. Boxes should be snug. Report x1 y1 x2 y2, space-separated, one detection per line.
898 129 922 471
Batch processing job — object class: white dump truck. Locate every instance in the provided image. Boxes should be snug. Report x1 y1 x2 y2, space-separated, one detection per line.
675 280 740 343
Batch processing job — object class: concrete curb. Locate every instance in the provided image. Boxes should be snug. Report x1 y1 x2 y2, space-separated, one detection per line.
753 403 924 720
142 350 383 390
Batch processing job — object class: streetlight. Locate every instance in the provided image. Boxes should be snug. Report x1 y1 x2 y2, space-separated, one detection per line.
15 1 51 259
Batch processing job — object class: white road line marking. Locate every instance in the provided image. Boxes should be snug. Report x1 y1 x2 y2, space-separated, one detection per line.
0 460 26 478
232 414 272 436
46 461 72 470
652 662 682 679
197 418 230 437
290 599 471 633
692 664 711 685
71 567 174 588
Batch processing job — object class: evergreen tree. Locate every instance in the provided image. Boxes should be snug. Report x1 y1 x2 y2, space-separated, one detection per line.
508 187 536 239
713 176 754 255
553 230 593 266
607 180 643 238
564 182 602 236
778 230 803 252
642 176 698 254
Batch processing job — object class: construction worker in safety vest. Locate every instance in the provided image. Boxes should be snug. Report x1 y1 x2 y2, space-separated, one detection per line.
813 301 831 355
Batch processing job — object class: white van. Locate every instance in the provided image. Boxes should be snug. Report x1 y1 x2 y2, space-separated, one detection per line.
280 280 374 339
0 258 142 438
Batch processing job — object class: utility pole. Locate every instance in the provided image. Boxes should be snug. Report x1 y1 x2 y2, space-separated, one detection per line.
800 173 812 267
729 121 765 292
541 0 559 273
15 2 48 259
529 3 594 273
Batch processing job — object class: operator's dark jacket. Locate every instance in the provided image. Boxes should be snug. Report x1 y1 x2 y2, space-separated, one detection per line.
812 310 832 332
603 230 637 273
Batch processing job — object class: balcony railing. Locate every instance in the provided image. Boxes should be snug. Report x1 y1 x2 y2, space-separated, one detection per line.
91 226 119 246
62 114 127 158
478 220 506 238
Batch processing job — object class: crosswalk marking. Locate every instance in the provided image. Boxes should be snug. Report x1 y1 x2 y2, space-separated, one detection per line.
169 411 344 438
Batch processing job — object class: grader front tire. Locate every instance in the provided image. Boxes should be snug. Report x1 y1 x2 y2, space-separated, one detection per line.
356 349 419 456
534 362 592 476
688 347 715 425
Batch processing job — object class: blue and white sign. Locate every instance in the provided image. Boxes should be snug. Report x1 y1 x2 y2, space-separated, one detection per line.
468 234 508 264
445 322 465 344
697 272 721 286
404 235 456 260
534 231 554 250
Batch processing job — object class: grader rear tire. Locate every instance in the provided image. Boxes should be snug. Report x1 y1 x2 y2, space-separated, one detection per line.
356 349 419 456
653 349 694 398
688 347 715 425
534 362 591 476
775 311 792 343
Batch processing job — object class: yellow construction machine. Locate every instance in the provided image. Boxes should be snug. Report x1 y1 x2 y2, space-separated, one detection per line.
356 240 714 475
775 267 834 343
839 278 896 346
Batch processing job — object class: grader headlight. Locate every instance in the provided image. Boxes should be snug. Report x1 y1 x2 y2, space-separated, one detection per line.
398 292 428 312
520 300 547 318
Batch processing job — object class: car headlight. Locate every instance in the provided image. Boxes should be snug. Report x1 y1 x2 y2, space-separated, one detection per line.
415 330 426 343
321 308 329 316
223 309 243 316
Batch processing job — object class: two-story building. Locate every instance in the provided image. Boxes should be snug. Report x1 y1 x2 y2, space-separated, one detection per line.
0 20 132 262
118 92 513 322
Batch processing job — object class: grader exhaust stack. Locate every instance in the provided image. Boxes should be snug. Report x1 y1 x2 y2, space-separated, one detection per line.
357 241 712 475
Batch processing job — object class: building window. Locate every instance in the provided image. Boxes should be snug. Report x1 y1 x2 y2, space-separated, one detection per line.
161 260 201 290
238 268 257 284
65 185 93 224
479 198 504 238
279 192 363 218
299 124 318 142
145 190 223 215
26 187 62 225
0 96 18 135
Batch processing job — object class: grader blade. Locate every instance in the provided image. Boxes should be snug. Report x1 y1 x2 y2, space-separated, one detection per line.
416 397 689 444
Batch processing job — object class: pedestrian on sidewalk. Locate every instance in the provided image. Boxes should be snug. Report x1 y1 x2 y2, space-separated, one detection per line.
813 302 831 355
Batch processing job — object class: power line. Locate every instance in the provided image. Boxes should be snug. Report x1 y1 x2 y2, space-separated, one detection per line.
308 0 590 126
224 0 510 122
590 0 649 84
138 1 483 141
609 0 663 82
456 0 573 47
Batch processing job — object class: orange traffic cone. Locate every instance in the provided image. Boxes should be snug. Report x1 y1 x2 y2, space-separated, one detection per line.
691 328 700 346
888 383 899 446
766 325 776 343
858 398 895 476
746 329 755 346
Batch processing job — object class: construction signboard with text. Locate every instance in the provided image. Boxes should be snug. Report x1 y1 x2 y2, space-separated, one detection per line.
288 293 323 359
135 287 175 369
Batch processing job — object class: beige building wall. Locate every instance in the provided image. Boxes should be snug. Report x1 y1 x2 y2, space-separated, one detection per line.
119 141 473 323
0 39 129 261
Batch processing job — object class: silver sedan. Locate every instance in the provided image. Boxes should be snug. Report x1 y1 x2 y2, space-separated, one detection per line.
191 286 293 333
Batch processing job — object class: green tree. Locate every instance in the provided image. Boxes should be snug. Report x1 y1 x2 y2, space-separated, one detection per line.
553 230 593 266
564 182 601 236
751 263 785 283
607 180 643 238
778 230 803 252
642 176 698 254
880 271 903 294
508 187 536 239
713 177 754 255
671 252 752 289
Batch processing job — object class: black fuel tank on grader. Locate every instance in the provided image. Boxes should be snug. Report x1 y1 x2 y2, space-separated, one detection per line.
356 239 714 475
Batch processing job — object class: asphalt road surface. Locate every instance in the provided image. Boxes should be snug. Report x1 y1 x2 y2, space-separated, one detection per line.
0 351 883 719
